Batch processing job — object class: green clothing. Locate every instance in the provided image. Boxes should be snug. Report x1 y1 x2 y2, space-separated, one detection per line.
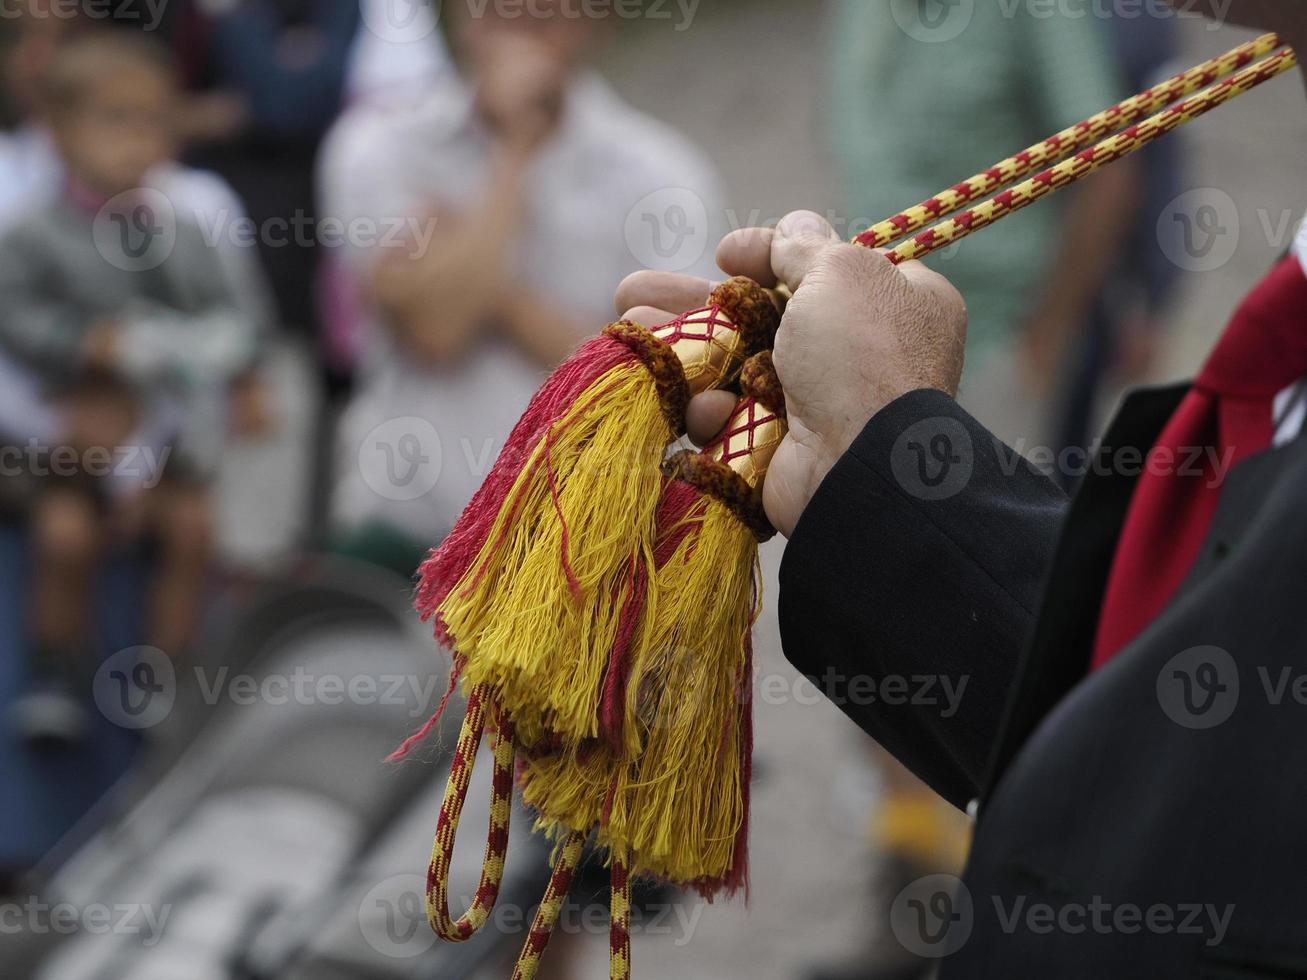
831 0 1123 364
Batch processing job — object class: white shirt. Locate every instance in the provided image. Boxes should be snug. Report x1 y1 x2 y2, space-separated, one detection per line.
321 71 727 540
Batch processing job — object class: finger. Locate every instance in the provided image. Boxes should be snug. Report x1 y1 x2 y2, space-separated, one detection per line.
620 306 676 329
614 270 715 317
685 390 738 447
716 227 777 286
771 210 842 291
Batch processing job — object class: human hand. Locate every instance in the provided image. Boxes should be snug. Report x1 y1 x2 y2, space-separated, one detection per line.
615 211 967 537
228 373 275 438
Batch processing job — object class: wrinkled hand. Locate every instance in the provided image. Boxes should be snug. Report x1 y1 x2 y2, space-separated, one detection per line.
615 211 967 537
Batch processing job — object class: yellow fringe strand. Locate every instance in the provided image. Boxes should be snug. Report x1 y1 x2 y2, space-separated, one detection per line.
520 739 614 838
440 361 672 744
603 497 759 884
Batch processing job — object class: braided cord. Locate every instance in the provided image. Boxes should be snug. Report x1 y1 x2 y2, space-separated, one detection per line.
511 831 587 980
854 32 1281 250
886 46 1298 267
425 683 516 942
609 854 633 980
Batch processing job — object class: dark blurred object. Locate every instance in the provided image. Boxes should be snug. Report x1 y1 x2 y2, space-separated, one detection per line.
172 0 362 339
8 558 552 980
1052 1 1181 473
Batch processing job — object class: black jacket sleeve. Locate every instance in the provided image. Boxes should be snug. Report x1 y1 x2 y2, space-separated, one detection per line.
778 389 1068 808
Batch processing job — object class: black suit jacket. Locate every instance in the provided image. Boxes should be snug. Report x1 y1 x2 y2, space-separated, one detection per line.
780 386 1307 978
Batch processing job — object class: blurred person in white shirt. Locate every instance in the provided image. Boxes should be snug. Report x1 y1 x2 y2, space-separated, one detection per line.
320 0 726 571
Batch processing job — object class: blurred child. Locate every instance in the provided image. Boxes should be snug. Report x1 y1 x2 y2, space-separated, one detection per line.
0 32 264 746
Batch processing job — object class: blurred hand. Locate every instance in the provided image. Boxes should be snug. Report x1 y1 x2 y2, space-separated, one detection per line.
228 374 276 439
615 211 967 537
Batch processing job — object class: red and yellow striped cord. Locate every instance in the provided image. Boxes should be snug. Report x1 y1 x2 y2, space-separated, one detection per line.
882 45 1298 267
425 683 516 942
854 31 1282 250
511 831 587 980
609 853 632 980
508 838 633 980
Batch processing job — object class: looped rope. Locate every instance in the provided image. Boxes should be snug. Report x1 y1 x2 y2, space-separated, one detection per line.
510 834 633 980
512 831 586 979
425 683 516 942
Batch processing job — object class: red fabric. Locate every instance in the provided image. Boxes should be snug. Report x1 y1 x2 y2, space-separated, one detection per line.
1091 256 1307 669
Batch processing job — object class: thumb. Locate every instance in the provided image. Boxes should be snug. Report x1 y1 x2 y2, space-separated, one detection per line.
771 210 842 292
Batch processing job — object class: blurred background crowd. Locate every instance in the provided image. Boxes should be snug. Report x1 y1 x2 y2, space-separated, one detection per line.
0 1 1300 978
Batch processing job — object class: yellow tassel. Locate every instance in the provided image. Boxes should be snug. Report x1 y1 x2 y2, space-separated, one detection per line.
602 496 759 884
520 739 614 838
441 362 671 744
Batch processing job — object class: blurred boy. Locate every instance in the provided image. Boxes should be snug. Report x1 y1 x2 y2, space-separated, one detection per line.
0 32 263 745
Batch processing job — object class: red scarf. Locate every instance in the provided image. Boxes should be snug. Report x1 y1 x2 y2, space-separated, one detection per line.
1091 256 1307 669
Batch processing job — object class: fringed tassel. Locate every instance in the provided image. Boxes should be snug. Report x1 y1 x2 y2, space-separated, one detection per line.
417 334 637 645
428 279 778 747
441 366 670 744
603 494 759 888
